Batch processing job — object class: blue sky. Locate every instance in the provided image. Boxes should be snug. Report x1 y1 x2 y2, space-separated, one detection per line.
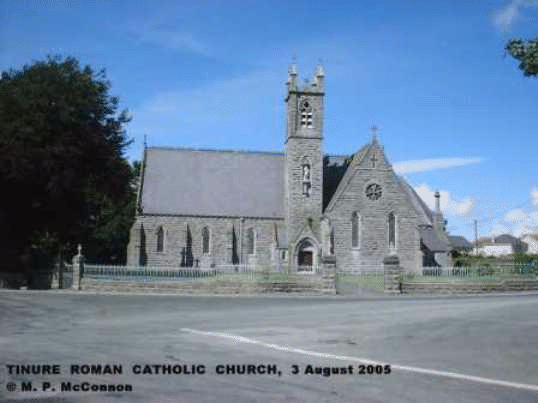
2 0 537 241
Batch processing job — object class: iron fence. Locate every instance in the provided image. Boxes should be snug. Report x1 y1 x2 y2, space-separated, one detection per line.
403 264 538 282
81 264 280 282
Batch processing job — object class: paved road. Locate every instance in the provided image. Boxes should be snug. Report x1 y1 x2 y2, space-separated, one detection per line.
1 291 538 402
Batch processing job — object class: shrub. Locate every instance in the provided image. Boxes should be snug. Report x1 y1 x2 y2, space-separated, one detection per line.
477 264 494 277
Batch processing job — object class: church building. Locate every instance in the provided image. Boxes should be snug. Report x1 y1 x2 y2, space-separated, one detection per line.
126 65 451 273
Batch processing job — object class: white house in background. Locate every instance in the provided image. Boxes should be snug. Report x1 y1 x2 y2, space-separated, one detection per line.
474 234 520 257
476 242 514 257
521 234 538 254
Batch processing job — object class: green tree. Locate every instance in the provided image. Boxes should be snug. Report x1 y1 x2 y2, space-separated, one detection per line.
505 38 538 77
83 162 140 264
0 56 135 285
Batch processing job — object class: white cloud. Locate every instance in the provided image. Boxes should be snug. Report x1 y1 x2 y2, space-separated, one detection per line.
481 188 538 237
493 0 538 31
531 187 538 206
393 157 481 174
414 184 475 218
486 223 511 237
125 15 211 56
505 209 527 222
138 29 210 56
512 212 538 236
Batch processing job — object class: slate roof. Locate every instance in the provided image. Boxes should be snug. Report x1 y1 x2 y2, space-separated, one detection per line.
323 154 351 209
140 149 359 218
140 147 285 218
448 235 473 251
396 177 434 225
420 227 448 252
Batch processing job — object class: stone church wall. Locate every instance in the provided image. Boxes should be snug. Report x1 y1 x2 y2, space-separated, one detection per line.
127 215 282 269
326 166 422 273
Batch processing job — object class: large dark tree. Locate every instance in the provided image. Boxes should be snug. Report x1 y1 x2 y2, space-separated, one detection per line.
0 56 135 284
506 38 538 77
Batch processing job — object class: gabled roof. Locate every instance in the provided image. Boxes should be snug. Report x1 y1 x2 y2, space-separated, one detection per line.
323 139 434 227
324 140 388 212
396 177 433 226
494 234 519 245
140 147 285 218
322 138 451 253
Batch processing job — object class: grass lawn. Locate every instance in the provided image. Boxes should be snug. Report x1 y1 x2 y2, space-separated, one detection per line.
336 273 385 292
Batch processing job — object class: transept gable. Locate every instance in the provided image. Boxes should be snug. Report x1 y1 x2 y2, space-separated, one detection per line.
324 138 397 213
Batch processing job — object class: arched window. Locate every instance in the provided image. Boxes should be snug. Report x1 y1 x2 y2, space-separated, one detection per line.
231 225 239 264
139 224 147 266
302 161 311 197
202 226 210 254
300 98 313 128
246 228 255 255
156 226 164 252
329 229 335 255
351 212 360 248
388 212 396 249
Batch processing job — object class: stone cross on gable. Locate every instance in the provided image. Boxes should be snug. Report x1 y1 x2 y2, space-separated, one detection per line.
370 152 378 168
370 125 379 140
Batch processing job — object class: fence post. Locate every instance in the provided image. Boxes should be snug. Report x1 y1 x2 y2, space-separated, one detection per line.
72 244 84 290
384 255 401 294
321 256 337 294
51 260 60 289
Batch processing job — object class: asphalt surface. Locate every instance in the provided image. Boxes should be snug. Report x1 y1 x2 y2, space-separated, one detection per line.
1 290 538 402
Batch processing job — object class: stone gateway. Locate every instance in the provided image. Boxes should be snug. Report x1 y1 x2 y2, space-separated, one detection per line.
127 65 451 273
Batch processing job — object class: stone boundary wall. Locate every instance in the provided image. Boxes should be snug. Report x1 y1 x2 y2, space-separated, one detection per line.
81 277 333 295
401 280 538 294
77 253 337 295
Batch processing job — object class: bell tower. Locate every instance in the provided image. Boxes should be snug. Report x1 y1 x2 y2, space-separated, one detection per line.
284 64 325 247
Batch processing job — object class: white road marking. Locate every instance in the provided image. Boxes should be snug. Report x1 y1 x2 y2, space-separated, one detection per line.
183 327 538 392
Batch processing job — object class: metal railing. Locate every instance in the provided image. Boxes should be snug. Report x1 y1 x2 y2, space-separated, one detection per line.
82 264 278 282
296 265 320 273
402 264 538 282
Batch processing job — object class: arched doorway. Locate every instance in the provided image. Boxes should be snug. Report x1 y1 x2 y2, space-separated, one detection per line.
296 238 318 272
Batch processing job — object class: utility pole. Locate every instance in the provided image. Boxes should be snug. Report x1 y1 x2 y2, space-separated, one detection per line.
474 220 478 256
